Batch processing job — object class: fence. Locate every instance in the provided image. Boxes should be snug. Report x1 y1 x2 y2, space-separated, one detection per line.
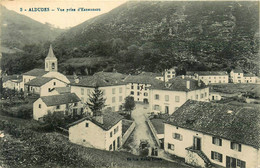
122 120 135 145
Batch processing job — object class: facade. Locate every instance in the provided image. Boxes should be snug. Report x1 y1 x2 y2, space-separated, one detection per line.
33 93 82 120
209 92 222 101
124 74 164 103
150 76 209 114
186 71 229 85
164 100 260 168
164 67 176 82
70 73 127 112
230 68 244 83
243 73 257 83
24 77 67 96
68 111 124 151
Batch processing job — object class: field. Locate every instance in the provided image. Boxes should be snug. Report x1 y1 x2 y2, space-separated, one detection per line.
0 114 188 168
210 83 259 95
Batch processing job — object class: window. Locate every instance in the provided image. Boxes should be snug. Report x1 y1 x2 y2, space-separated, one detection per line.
200 93 204 98
226 156 246 168
109 144 112 151
56 105 60 109
74 102 78 106
137 92 140 96
110 131 113 137
81 88 84 95
130 91 134 95
165 95 169 101
172 133 182 141
112 88 116 94
119 87 122 93
205 92 207 97
237 159 246 168
112 97 116 103
175 96 180 102
167 75 171 78
144 92 148 96
114 126 119 134
119 96 122 102
212 137 222 146
196 94 198 100
137 86 140 90
211 151 222 162
155 94 159 100
48 88 51 92
112 106 115 111
154 105 160 111
87 89 90 95
167 71 170 74
131 85 134 89
53 82 56 86
168 143 174 150
231 142 241 152
85 123 89 127
39 104 41 109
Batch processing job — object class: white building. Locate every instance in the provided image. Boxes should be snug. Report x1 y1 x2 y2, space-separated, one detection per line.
24 77 67 96
164 67 176 82
70 72 127 112
164 100 260 168
68 111 124 151
22 45 70 91
149 76 209 114
230 68 258 84
2 75 23 91
243 73 257 83
33 93 82 120
186 71 229 85
124 74 164 103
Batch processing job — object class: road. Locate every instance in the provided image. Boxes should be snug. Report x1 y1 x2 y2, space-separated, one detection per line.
127 103 156 155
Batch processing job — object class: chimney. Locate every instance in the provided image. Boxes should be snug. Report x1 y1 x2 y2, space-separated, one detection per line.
198 80 201 87
186 80 190 89
75 78 79 83
93 115 103 124
181 75 184 79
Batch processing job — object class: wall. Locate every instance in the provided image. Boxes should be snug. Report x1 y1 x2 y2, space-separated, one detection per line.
198 75 229 85
164 124 259 168
69 120 106 150
104 120 123 150
146 118 160 146
122 121 135 145
40 79 67 96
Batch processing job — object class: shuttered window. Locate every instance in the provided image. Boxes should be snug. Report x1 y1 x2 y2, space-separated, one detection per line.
211 151 222 162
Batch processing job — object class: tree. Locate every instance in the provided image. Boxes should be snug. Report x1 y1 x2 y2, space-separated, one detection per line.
43 111 65 131
122 96 135 118
86 86 106 115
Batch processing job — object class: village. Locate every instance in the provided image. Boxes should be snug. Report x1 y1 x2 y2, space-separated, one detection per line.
1 45 260 168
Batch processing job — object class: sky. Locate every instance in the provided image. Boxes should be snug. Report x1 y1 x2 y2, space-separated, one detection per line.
1 0 127 29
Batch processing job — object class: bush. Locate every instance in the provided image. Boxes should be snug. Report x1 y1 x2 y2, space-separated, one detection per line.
43 111 66 131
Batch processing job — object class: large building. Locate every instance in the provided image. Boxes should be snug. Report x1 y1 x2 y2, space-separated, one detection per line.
149 76 209 114
164 100 260 168
70 72 127 112
124 74 164 103
230 67 258 84
68 111 124 151
186 71 229 85
164 67 176 82
22 45 70 93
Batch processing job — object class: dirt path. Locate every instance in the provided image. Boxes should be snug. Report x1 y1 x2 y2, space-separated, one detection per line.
128 103 156 155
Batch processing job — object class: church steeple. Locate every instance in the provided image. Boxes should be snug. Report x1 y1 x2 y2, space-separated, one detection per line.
45 45 58 72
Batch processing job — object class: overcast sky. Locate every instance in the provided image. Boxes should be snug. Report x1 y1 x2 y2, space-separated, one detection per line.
1 0 126 29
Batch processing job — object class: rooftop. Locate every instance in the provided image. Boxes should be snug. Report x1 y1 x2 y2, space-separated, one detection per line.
166 100 260 149
138 72 163 77
244 73 256 77
25 77 54 86
69 111 124 131
23 69 48 77
152 76 207 92
124 75 164 86
54 87 71 94
41 93 80 106
2 75 22 83
187 71 228 76
232 67 243 73
45 45 57 60
150 118 165 134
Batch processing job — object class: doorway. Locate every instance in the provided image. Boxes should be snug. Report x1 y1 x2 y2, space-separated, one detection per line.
193 137 201 150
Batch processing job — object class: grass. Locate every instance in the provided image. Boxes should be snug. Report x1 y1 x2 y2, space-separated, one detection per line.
210 83 259 94
0 114 189 168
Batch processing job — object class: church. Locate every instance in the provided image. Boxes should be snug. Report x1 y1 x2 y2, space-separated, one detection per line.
22 45 70 95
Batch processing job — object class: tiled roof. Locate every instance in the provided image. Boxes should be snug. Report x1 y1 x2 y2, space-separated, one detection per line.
2 75 22 82
41 93 80 106
70 75 125 87
166 100 260 149
23 69 48 77
150 118 165 134
124 75 164 86
138 72 163 77
54 87 71 94
69 111 124 131
244 73 256 77
25 77 54 86
187 71 228 76
152 76 207 92
93 71 127 81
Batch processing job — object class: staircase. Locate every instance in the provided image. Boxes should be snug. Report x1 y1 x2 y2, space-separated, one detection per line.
185 147 213 168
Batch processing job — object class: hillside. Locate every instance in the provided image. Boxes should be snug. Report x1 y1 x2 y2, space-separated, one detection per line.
53 1 259 75
0 5 64 52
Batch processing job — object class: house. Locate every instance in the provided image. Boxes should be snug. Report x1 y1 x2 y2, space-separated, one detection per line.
164 67 176 82
243 73 257 83
230 68 244 83
149 76 209 114
33 93 82 120
186 71 229 85
209 92 222 101
22 45 70 91
164 100 260 168
2 75 23 91
70 72 127 112
137 71 164 81
68 111 124 151
24 77 67 96
124 74 164 103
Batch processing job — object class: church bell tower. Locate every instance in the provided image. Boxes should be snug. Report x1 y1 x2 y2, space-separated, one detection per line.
45 45 58 72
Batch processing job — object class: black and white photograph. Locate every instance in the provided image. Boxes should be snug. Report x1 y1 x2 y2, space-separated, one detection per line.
0 0 259 167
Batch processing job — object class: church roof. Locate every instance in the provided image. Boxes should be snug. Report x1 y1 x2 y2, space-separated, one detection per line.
23 69 48 77
45 45 57 60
